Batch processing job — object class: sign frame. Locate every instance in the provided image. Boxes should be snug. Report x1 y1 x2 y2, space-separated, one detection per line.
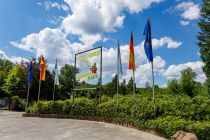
73 46 102 92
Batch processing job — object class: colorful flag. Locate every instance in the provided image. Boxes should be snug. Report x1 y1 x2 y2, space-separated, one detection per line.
143 19 153 62
54 59 59 85
27 61 33 85
129 31 135 70
40 56 46 81
117 40 123 75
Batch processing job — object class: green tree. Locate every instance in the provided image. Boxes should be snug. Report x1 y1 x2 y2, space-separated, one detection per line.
180 68 197 97
2 64 27 98
103 75 117 97
59 64 78 99
0 59 13 97
127 77 136 94
193 82 209 97
119 79 128 95
167 79 182 95
197 0 210 96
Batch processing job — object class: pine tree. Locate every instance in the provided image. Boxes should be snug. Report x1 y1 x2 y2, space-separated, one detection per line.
119 79 128 95
197 0 210 96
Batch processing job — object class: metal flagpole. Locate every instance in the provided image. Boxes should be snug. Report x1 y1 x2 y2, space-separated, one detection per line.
53 83 55 101
99 46 102 104
117 40 119 107
26 84 30 110
151 61 155 117
38 80 41 101
149 16 155 117
133 69 135 96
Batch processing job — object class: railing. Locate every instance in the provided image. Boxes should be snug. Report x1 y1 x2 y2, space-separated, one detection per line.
0 97 11 110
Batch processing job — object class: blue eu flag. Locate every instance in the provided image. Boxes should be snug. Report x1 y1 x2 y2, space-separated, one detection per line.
143 19 153 62
27 61 33 85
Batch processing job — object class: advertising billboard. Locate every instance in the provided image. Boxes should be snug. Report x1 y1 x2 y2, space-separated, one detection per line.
74 46 102 90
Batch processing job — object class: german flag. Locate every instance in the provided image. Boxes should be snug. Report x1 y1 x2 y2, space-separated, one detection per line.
40 56 46 81
129 31 135 70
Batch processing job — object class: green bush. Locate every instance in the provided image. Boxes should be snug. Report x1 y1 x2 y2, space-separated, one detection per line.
69 98 95 116
26 103 37 113
187 121 210 140
11 96 26 111
190 96 210 121
26 94 210 140
150 116 191 138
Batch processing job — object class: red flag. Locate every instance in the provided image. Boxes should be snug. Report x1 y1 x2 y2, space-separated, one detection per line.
129 31 135 70
40 56 46 81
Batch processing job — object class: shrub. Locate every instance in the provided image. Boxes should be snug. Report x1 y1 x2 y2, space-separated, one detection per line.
26 94 210 140
190 96 210 121
150 116 191 138
26 104 37 113
11 96 26 111
187 121 210 140
69 98 95 116
96 98 117 118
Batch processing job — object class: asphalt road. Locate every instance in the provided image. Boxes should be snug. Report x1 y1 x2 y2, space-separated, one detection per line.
0 110 165 140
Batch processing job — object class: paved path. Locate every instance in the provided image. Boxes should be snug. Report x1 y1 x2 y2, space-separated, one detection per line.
0 110 165 140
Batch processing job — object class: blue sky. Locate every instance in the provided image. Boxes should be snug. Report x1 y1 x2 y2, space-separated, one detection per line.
0 0 205 87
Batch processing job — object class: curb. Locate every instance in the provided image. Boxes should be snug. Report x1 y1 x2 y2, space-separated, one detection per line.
23 113 161 137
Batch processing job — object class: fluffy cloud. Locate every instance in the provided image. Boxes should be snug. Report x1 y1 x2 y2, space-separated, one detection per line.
10 27 180 85
164 2 200 26
62 0 164 44
102 41 167 86
176 1 200 20
44 1 69 11
152 37 182 49
48 16 64 25
123 56 166 87
0 49 28 63
162 61 206 83
9 28 90 65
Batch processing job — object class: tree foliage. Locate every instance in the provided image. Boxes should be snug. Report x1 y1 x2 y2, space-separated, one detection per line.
197 0 210 96
167 68 204 97
180 68 197 97
2 64 27 98
0 59 13 97
59 64 78 99
167 79 182 95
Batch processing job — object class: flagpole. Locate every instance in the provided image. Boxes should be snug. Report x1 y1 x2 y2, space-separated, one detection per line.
38 80 41 101
53 84 55 101
149 16 155 117
133 69 135 95
151 61 155 117
117 40 119 107
26 84 30 110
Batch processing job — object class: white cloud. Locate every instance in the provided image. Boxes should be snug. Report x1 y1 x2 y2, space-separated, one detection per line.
62 0 164 44
180 20 190 26
0 49 28 63
123 56 166 87
162 61 206 83
44 1 69 11
10 0 166 66
79 34 102 46
152 37 182 49
101 41 167 87
48 16 64 25
176 1 200 20
9 28 87 65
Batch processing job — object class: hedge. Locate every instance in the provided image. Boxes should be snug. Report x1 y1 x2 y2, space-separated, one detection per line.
26 94 210 139
11 96 26 111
